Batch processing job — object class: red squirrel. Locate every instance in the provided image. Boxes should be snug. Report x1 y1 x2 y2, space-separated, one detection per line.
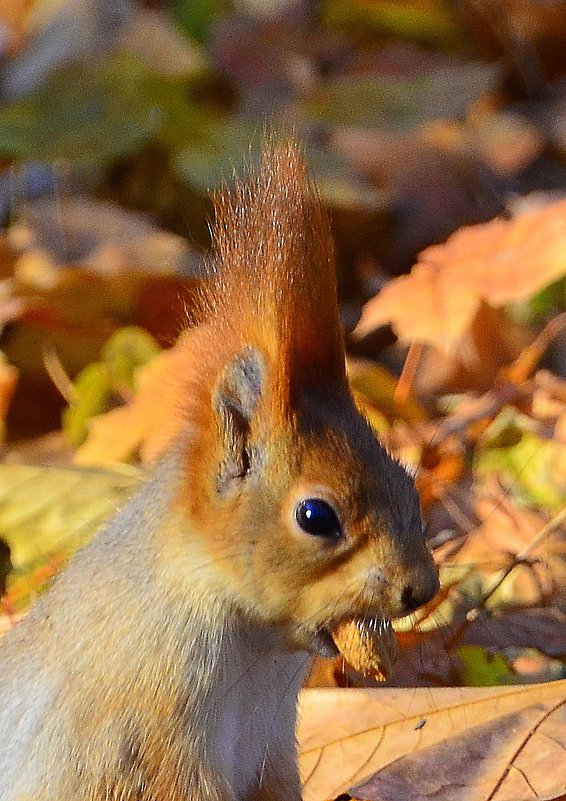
0 141 439 801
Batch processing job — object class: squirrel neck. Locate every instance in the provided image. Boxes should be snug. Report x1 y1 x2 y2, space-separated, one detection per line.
28 451 311 799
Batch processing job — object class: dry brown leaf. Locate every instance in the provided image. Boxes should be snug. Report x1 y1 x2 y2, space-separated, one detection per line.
382 609 566 688
355 199 566 349
331 618 397 682
461 608 566 660
298 681 566 801
442 492 565 606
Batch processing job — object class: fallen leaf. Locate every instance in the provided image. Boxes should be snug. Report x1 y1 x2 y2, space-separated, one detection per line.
333 128 505 275
477 418 566 511
464 608 566 660
343 606 566 690
74 336 194 465
355 199 566 349
454 644 514 687
0 50 215 168
8 196 198 273
0 464 142 608
298 681 566 801
347 359 427 424
63 326 161 447
321 0 462 47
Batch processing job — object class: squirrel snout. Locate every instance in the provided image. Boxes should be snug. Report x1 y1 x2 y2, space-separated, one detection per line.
400 570 440 614
362 565 439 615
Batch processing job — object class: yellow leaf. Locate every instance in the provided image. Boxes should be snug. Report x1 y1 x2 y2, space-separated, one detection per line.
0 465 142 606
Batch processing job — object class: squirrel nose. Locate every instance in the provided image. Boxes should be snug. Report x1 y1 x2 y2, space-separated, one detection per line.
401 573 439 613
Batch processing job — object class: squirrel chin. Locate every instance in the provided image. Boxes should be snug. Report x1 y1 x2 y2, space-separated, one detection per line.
312 628 342 658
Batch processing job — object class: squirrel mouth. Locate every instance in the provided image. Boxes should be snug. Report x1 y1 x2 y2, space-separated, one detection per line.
319 616 398 681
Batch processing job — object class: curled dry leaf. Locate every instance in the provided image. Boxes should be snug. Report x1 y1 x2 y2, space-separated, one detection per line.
331 618 398 681
355 198 566 350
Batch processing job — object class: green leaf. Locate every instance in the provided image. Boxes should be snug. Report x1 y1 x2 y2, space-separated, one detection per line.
322 0 463 47
455 644 515 686
101 326 161 391
527 276 566 319
175 123 389 212
173 119 261 191
0 53 158 166
62 327 161 448
476 409 566 511
173 0 228 44
62 363 112 447
0 51 212 168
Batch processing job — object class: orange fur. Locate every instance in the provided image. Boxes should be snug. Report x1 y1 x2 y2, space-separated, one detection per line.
0 140 438 801
204 142 346 403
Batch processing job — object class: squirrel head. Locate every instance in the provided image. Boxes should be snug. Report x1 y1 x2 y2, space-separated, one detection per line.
173 141 439 654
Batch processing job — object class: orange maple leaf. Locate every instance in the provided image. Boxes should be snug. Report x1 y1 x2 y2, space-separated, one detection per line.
356 198 566 349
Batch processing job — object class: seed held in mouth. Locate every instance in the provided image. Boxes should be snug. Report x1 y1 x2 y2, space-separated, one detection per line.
331 617 398 681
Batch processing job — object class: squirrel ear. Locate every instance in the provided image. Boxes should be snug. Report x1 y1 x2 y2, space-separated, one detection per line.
213 347 264 490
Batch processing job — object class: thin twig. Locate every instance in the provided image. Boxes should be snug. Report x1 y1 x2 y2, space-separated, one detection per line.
395 342 424 405
42 345 76 403
447 505 566 646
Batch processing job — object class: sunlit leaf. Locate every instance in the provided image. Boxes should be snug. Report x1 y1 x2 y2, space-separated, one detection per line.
477 410 566 510
0 464 142 607
347 359 427 423
455 644 515 687
356 199 566 348
63 327 161 447
74 335 193 466
62 362 112 447
299 682 566 801
101 326 161 391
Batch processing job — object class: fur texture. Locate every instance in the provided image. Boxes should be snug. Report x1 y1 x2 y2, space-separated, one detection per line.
0 142 438 801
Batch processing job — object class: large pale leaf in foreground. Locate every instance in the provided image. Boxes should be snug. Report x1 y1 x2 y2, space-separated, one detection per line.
0 465 141 590
355 199 566 349
299 681 566 800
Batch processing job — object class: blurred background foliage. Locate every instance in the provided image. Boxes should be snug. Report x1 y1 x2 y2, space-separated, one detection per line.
0 0 565 690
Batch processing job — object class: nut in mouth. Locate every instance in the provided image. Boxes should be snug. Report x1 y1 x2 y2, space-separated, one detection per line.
330 616 398 681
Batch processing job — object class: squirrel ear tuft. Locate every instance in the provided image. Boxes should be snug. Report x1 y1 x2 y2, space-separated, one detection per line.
213 347 264 490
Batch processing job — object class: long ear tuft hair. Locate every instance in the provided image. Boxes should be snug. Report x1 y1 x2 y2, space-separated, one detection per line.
200 140 347 415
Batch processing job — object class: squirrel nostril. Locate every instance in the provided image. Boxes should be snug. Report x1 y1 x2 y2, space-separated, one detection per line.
401 584 426 613
401 568 440 613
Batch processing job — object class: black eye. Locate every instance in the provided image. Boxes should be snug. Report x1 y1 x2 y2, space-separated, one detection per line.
295 499 341 539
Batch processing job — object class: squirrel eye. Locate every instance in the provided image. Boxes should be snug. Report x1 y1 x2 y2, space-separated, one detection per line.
295 499 341 539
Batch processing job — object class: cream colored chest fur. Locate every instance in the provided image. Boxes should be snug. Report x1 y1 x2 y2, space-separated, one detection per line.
209 641 309 797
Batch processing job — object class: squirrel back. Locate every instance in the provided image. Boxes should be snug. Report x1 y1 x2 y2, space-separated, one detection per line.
0 141 438 801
